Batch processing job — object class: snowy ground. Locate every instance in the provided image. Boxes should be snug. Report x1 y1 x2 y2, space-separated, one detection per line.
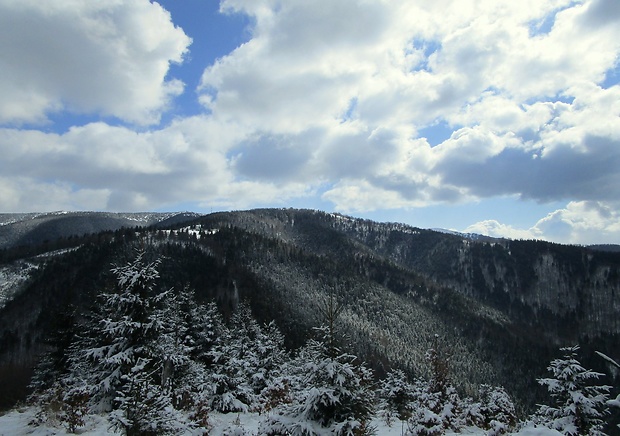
0 261 38 308
0 407 562 435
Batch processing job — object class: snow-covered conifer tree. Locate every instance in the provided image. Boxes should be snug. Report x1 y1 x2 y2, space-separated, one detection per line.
534 345 610 435
408 336 464 435
183 299 225 427
464 384 516 435
206 302 290 414
260 328 376 435
407 377 445 436
152 285 213 413
84 252 163 407
207 303 260 412
378 368 415 428
251 320 289 404
81 251 193 434
188 299 223 365
596 351 620 432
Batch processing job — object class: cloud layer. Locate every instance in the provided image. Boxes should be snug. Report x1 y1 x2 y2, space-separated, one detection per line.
1 0 619 244
0 0 190 125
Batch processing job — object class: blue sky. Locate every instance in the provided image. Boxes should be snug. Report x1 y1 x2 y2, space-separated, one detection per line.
0 0 619 245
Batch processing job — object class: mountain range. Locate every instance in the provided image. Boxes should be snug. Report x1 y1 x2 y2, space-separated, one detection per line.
1 208 619 414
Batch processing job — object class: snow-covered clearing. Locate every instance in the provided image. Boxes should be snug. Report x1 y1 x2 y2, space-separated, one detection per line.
0 407 562 435
0 261 37 308
0 407 116 435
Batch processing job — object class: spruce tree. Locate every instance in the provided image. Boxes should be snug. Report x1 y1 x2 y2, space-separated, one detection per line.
260 335 376 435
464 384 516 435
408 336 464 435
260 297 376 436
82 251 190 434
378 368 415 431
535 345 610 435
207 303 260 413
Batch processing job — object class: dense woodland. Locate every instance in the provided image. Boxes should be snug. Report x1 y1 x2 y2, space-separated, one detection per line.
1 208 619 434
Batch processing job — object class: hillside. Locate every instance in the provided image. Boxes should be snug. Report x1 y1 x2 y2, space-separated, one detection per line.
0 211 199 250
0 208 619 416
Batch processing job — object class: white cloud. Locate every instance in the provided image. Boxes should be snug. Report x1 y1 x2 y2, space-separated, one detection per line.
322 180 418 213
0 0 191 125
463 219 542 241
0 176 110 213
534 201 620 245
464 201 620 245
0 116 316 212
195 0 620 215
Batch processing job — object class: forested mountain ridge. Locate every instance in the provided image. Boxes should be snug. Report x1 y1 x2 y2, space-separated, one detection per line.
200 208 620 339
0 208 619 419
0 211 199 251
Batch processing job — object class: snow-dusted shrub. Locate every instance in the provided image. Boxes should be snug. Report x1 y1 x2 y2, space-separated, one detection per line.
378 369 415 427
407 379 462 436
208 303 290 414
58 383 90 433
261 376 293 413
222 414 252 435
260 338 376 435
28 382 64 429
407 338 466 435
533 345 610 435
464 384 516 435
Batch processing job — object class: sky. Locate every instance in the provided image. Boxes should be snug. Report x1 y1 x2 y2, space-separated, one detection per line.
0 0 619 245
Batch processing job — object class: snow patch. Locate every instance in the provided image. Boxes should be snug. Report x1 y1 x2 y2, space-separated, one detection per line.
0 261 38 308
161 225 218 240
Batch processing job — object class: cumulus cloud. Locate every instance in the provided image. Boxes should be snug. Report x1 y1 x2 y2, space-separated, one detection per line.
0 176 110 213
0 0 191 125
462 219 542 241
0 116 314 212
196 0 620 214
464 201 620 245
534 201 620 244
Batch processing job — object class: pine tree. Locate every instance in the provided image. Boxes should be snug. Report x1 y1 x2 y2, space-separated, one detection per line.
81 250 192 434
153 285 207 410
535 345 610 435
139 285 220 430
464 384 516 435
378 369 415 429
188 299 223 365
83 251 163 407
596 351 620 432
207 303 261 413
28 307 77 397
27 307 84 429
260 327 376 435
408 378 444 436
251 320 289 403
183 299 225 428
408 336 464 435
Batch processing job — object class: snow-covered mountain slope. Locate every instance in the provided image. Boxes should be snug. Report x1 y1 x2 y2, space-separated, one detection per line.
0 260 37 309
0 211 201 250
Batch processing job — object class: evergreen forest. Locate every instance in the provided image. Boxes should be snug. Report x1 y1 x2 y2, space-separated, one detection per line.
1 208 619 434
